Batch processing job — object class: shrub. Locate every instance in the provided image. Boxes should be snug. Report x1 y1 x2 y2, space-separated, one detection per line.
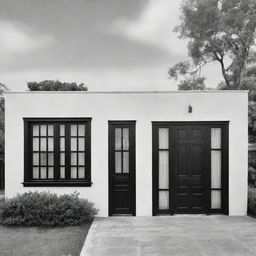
248 187 256 215
27 80 87 91
1 191 98 226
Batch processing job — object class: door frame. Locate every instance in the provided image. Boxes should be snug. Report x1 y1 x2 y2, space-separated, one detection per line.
108 121 136 216
152 121 229 216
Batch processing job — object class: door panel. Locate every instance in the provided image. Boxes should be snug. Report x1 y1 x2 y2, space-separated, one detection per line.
109 121 136 216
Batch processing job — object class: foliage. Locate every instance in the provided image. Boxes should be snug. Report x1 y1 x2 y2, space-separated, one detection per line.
168 62 206 90
248 187 256 215
171 0 256 89
249 102 256 143
248 167 256 187
27 80 87 91
1 191 98 226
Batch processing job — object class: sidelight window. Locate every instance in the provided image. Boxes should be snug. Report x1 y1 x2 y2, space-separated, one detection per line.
211 128 222 209
158 128 170 210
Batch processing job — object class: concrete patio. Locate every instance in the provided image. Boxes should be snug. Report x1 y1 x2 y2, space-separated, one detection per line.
80 215 256 256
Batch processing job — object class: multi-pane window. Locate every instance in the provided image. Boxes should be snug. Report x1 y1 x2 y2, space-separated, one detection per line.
114 128 130 173
32 124 54 179
24 118 91 186
70 124 86 179
211 128 222 209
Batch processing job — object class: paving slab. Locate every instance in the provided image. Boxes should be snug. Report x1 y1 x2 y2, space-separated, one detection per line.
80 215 256 256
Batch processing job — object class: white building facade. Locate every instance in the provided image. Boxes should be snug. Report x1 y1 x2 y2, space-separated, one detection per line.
5 91 248 216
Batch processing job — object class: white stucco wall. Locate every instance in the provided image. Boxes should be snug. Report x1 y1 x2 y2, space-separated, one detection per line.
5 91 248 216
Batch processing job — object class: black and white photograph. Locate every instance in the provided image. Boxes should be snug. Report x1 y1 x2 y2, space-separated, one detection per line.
0 0 256 255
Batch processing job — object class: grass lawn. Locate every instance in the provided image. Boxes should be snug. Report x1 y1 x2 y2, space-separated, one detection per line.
0 223 91 256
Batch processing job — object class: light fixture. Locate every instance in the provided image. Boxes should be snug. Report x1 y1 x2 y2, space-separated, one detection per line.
188 105 192 113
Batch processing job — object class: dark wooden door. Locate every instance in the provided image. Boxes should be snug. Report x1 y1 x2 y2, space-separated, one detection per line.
109 121 136 216
174 125 206 213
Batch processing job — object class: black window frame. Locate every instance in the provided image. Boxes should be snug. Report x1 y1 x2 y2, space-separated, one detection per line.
23 118 92 187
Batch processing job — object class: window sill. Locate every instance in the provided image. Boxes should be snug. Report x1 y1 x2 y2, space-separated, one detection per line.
22 181 92 187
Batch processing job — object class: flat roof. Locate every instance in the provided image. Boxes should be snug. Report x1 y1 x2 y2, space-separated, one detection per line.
4 90 249 94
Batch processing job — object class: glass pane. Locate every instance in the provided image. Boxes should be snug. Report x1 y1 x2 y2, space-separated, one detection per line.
159 128 169 149
33 167 39 179
211 151 221 189
123 128 129 150
78 153 85 165
60 138 65 151
115 128 122 150
60 167 65 179
211 128 221 149
48 167 54 179
78 167 85 178
41 125 47 136
33 125 39 136
40 138 47 151
71 138 77 151
48 138 54 151
48 125 54 136
60 153 65 165
71 153 77 165
115 152 122 173
71 125 77 136
71 167 77 179
123 152 129 173
78 125 85 136
159 151 169 189
48 153 54 165
33 153 39 165
159 191 169 210
40 153 47 166
33 138 39 151
60 125 65 136
40 167 47 179
78 138 85 151
211 190 221 209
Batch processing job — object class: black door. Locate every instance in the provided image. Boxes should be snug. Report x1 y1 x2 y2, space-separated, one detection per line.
109 121 136 216
174 125 206 213
152 122 228 215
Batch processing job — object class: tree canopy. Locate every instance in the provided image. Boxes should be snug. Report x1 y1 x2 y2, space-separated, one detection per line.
27 80 87 91
169 0 256 90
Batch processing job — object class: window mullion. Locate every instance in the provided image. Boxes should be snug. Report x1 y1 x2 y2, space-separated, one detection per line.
39 125 41 179
121 128 123 173
46 125 48 179
65 124 71 179
54 124 60 180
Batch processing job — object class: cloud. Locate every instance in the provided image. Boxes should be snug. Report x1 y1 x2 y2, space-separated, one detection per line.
0 20 53 56
111 0 188 57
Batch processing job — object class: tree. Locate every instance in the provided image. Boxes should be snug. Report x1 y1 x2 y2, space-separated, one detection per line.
169 0 256 90
27 80 87 91
169 0 256 142
0 83 8 160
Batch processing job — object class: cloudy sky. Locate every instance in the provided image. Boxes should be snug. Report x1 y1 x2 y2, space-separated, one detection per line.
0 0 222 91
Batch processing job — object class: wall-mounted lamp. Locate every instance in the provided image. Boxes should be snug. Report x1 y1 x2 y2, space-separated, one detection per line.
188 105 192 113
